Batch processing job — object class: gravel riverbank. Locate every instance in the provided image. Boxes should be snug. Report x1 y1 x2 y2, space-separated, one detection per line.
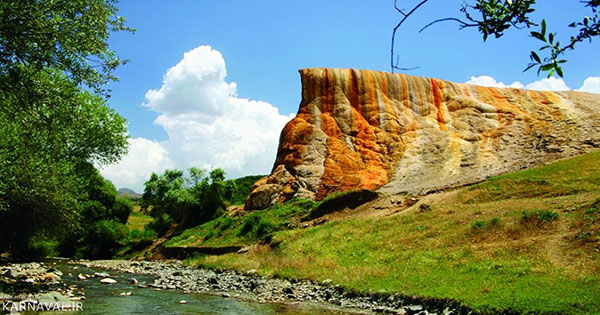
0 262 84 312
81 260 464 315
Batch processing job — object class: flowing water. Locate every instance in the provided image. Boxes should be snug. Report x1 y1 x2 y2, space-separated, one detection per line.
31 261 353 315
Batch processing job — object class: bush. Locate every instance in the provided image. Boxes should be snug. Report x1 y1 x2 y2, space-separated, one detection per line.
145 214 173 236
471 218 501 231
522 210 559 224
471 220 488 230
24 235 59 258
75 220 128 259
128 229 157 241
111 196 133 224
490 217 501 226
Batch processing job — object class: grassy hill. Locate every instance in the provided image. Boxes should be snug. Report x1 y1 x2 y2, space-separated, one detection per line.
147 151 600 314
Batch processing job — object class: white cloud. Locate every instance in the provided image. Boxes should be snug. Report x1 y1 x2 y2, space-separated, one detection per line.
578 76 600 94
466 75 524 89
466 75 576 92
524 77 570 91
99 137 174 192
102 45 293 191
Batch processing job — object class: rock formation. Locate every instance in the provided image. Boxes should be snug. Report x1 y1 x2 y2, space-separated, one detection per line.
245 68 600 210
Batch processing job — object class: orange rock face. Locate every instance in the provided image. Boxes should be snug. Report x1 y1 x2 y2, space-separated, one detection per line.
245 68 600 210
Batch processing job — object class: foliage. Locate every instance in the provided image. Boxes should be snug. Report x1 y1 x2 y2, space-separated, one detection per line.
393 0 600 77
165 199 317 248
471 217 500 231
141 168 237 233
521 209 559 224
56 163 133 259
0 0 133 96
227 175 264 205
0 1 130 258
112 196 134 224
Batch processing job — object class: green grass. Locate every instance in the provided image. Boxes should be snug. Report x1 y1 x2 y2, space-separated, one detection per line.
126 206 153 231
181 151 600 314
165 199 317 248
460 150 600 203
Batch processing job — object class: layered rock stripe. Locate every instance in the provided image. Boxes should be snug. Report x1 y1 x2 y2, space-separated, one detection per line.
246 68 600 210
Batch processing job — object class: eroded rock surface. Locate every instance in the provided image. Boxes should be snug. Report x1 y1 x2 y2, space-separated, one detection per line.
246 68 600 210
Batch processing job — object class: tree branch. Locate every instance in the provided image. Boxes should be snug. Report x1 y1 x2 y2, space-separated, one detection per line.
419 17 478 33
391 0 430 73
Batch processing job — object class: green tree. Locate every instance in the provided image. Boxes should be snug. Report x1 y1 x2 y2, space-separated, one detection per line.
0 0 131 257
0 0 132 96
141 168 235 234
391 0 599 77
57 163 132 259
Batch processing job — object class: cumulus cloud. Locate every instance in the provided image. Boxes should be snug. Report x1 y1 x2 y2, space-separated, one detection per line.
465 75 598 92
466 75 524 89
99 137 174 192
578 76 600 94
101 45 293 192
524 77 570 91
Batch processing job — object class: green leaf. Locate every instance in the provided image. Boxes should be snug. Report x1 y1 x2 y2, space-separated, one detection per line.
556 66 564 77
530 51 541 63
531 31 546 41
541 19 547 36
541 64 554 71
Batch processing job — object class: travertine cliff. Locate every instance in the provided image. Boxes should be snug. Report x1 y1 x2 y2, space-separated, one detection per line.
245 68 600 210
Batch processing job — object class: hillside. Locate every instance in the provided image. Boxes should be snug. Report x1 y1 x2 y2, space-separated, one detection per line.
117 188 142 199
161 150 600 314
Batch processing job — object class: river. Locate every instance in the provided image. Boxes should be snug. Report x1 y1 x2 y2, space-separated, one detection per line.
31 261 355 315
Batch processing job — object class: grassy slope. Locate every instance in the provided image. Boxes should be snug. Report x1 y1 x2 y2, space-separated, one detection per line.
126 205 153 231
177 151 600 314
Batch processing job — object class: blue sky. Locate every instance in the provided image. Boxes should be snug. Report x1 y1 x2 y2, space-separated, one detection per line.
100 1 600 191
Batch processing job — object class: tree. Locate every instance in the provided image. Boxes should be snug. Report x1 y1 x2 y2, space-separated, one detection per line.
141 168 235 234
0 0 133 96
0 0 131 257
391 0 599 77
57 163 132 259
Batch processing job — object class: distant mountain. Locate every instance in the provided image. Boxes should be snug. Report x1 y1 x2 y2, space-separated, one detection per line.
117 188 142 199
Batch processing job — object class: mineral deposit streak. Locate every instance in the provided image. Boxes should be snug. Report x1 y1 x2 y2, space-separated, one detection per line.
246 68 600 210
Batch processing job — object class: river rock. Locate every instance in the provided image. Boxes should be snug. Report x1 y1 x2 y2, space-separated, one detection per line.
100 278 117 284
37 291 72 307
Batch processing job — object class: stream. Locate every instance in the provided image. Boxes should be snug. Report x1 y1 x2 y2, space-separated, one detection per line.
4 261 355 315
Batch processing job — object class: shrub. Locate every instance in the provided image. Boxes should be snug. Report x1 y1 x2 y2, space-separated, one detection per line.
471 220 488 230
25 235 59 258
128 229 157 241
521 210 559 228
471 218 501 232
145 214 173 236
76 220 128 259
111 196 133 224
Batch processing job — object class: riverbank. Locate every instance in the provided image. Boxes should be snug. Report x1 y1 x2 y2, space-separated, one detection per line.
83 259 461 314
161 151 600 314
0 261 84 312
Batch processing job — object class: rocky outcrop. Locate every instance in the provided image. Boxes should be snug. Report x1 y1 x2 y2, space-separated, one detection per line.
245 68 600 210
